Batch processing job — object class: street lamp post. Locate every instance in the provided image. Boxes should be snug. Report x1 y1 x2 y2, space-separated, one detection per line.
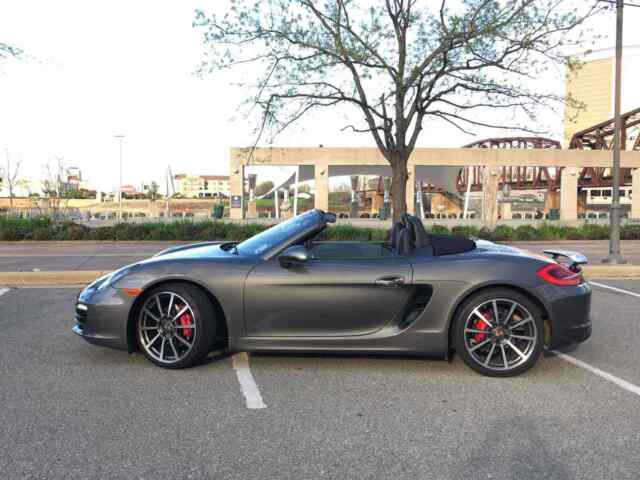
114 135 125 222
605 0 626 264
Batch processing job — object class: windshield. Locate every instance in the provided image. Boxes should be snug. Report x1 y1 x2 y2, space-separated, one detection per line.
235 210 323 256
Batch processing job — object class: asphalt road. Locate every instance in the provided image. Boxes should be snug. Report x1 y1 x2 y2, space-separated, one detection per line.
0 241 182 271
1 283 639 479
3 240 640 271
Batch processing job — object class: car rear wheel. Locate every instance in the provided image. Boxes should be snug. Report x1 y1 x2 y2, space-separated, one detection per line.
136 283 216 369
453 288 544 377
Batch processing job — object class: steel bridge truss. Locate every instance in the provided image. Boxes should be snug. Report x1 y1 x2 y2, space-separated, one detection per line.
454 108 640 193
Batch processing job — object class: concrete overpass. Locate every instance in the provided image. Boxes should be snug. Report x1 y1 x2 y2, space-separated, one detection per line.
229 147 640 223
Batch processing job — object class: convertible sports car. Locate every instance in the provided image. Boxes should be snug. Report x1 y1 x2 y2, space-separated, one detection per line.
73 209 591 377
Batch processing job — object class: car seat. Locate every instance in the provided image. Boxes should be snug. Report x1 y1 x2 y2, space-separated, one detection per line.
396 214 476 256
390 222 413 256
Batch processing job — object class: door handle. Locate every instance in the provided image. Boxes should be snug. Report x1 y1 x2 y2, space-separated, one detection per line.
375 276 405 287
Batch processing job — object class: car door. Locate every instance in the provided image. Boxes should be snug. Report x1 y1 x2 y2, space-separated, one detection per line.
243 251 413 337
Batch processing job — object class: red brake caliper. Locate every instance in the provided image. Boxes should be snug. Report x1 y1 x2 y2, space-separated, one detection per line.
179 313 193 339
472 311 491 343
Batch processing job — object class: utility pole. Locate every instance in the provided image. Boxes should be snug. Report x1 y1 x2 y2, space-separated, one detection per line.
605 0 626 264
114 135 125 222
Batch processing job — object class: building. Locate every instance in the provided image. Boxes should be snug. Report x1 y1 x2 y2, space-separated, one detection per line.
55 167 90 192
121 185 138 197
564 45 640 145
563 45 640 217
173 174 230 199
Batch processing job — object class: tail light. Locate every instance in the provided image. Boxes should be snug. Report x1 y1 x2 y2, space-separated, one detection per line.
537 263 584 286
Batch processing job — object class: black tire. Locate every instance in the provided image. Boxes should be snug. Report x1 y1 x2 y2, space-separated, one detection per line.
136 282 217 369
452 288 544 377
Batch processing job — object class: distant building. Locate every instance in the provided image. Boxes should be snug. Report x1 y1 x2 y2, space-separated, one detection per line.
174 174 230 199
121 185 138 196
564 45 640 145
60 167 90 192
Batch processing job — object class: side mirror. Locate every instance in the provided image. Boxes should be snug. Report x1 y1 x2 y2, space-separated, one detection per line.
279 245 309 268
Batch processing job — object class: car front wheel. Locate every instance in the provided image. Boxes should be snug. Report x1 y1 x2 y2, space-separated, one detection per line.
453 288 544 377
136 283 216 369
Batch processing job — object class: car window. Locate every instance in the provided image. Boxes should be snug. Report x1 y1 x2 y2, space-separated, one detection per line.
236 211 321 256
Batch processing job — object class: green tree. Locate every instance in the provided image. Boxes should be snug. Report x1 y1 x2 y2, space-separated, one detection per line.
147 181 160 201
255 180 275 197
195 0 603 222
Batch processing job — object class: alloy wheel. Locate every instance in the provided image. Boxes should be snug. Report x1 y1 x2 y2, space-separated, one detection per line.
463 298 538 372
138 291 197 364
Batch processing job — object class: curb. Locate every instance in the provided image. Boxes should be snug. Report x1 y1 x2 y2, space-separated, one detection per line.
582 265 640 279
0 265 639 287
0 271 109 287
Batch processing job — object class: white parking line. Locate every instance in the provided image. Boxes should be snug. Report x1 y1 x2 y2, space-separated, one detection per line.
231 352 267 410
553 351 640 398
0 288 10 297
590 281 640 299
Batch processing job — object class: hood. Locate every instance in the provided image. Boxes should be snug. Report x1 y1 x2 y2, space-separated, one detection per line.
145 242 235 263
153 241 226 258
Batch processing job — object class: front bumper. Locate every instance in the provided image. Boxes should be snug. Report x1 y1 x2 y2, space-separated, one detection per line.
536 282 592 350
73 286 136 351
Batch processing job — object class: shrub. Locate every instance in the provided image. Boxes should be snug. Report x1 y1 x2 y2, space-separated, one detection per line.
513 225 539 241
490 225 515 241
429 225 449 235
0 215 634 242
451 225 480 238
622 225 640 240
580 224 609 240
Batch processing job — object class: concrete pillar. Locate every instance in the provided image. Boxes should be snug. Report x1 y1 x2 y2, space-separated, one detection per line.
560 167 578 221
229 160 244 220
246 173 257 219
501 201 512 220
350 175 359 218
281 188 292 219
314 162 329 212
482 166 500 228
246 200 257 219
632 168 640 219
406 164 416 215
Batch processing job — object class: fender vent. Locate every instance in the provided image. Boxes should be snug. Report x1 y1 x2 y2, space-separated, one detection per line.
399 287 433 330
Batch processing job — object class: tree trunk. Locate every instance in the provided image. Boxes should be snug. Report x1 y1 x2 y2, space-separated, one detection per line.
390 158 409 224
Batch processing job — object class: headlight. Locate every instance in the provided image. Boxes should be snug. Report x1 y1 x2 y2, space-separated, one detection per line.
87 273 111 291
96 264 140 290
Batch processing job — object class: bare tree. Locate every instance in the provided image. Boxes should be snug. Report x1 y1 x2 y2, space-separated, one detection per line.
0 42 22 61
1 149 22 211
41 157 68 216
0 42 24 63
195 0 604 222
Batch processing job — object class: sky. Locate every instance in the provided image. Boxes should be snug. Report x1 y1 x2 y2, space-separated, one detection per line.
1 1 640 193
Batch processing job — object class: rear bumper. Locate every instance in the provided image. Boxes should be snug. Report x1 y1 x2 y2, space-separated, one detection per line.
537 282 592 350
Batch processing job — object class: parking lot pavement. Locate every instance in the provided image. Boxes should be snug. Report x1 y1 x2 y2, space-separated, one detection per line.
1 285 640 479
